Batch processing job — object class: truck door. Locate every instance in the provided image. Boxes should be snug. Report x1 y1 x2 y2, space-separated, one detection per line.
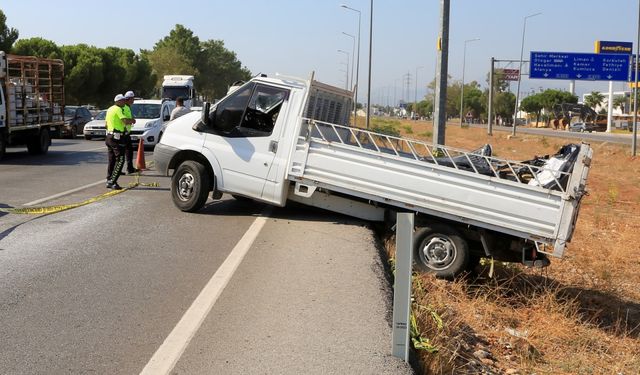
204 82 290 199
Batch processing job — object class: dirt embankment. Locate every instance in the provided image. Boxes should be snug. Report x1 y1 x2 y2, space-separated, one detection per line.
376 119 640 374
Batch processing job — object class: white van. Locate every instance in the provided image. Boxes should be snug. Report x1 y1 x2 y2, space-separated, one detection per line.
128 99 175 147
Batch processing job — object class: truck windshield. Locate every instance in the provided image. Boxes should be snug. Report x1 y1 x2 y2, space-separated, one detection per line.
162 86 190 100
131 103 161 119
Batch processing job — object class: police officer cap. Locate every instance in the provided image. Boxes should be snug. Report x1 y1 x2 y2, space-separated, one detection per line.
114 94 125 102
124 91 135 99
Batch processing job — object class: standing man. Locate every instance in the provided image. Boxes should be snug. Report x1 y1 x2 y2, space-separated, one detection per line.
105 94 135 190
123 90 138 174
170 96 191 120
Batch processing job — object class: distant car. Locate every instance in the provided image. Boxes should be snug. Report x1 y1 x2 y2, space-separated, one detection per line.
129 99 175 148
569 122 602 132
83 110 107 140
84 104 100 117
514 118 527 126
61 106 93 138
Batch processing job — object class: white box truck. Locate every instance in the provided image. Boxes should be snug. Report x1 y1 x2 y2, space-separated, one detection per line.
161 75 195 109
0 52 65 160
154 73 592 278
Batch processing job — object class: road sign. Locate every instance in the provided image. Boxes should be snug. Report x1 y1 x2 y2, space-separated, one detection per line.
497 68 519 81
530 51 631 81
595 41 633 55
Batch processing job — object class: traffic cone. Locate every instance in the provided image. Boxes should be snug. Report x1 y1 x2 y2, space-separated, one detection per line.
136 138 146 170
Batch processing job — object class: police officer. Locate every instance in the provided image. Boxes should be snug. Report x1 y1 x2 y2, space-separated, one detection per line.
123 90 138 174
105 94 135 190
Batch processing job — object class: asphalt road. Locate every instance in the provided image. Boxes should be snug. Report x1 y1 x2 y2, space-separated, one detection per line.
464 122 639 145
0 139 411 375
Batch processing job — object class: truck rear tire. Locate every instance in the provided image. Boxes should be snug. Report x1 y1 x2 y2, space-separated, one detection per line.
171 160 211 212
413 225 469 279
27 128 50 155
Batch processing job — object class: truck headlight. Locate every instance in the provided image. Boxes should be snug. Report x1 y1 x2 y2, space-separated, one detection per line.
145 120 158 129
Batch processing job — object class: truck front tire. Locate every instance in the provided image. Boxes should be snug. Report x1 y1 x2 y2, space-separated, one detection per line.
27 128 50 155
413 225 469 279
171 160 211 212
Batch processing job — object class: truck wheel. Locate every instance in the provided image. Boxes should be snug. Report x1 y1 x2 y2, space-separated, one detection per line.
27 128 50 155
413 225 469 279
171 160 210 212
70 126 77 139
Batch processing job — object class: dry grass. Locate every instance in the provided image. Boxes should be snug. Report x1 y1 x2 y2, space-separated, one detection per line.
375 118 640 374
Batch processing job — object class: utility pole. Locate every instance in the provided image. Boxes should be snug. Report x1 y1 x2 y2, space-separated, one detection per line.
403 72 411 107
366 0 373 129
633 0 639 156
433 0 450 146
513 12 542 136
414 66 423 119
487 57 494 135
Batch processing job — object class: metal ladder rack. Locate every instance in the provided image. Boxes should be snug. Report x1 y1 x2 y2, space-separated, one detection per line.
301 118 573 193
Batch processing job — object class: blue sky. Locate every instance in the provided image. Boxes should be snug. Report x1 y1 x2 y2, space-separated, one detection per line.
2 0 638 103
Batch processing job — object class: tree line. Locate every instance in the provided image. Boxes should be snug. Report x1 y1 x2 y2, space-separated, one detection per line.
0 10 251 108
404 71 586 126
406 74 637 126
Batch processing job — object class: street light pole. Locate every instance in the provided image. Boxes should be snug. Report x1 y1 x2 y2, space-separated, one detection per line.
459 38 479 127
341 4 362 126
366 0 373 129
414 66 424 119
513 12 541 136
342 32 356 90
338 50 350 90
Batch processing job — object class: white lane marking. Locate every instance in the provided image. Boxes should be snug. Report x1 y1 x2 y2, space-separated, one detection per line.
140 210 270 375
80 146 108 152
24 180 105 206
61 146 107 154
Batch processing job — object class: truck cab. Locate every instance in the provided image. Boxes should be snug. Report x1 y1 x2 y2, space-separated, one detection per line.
162 75 195 109
155 77 307 207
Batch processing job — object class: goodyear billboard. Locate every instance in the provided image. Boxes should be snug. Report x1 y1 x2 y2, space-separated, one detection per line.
594 41 633 55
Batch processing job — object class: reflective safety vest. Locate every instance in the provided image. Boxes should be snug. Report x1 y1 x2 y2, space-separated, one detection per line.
123 104 133 132
106 105 126 132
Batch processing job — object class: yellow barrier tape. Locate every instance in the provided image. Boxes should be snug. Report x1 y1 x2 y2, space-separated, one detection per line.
0 173 160 215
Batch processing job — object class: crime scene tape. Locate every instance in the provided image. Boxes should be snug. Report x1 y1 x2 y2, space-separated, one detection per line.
0 173 160 215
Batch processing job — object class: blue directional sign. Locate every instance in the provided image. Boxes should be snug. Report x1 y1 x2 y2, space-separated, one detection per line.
530 51 631 81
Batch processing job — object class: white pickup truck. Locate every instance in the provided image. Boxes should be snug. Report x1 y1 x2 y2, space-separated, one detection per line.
154 74 592 278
